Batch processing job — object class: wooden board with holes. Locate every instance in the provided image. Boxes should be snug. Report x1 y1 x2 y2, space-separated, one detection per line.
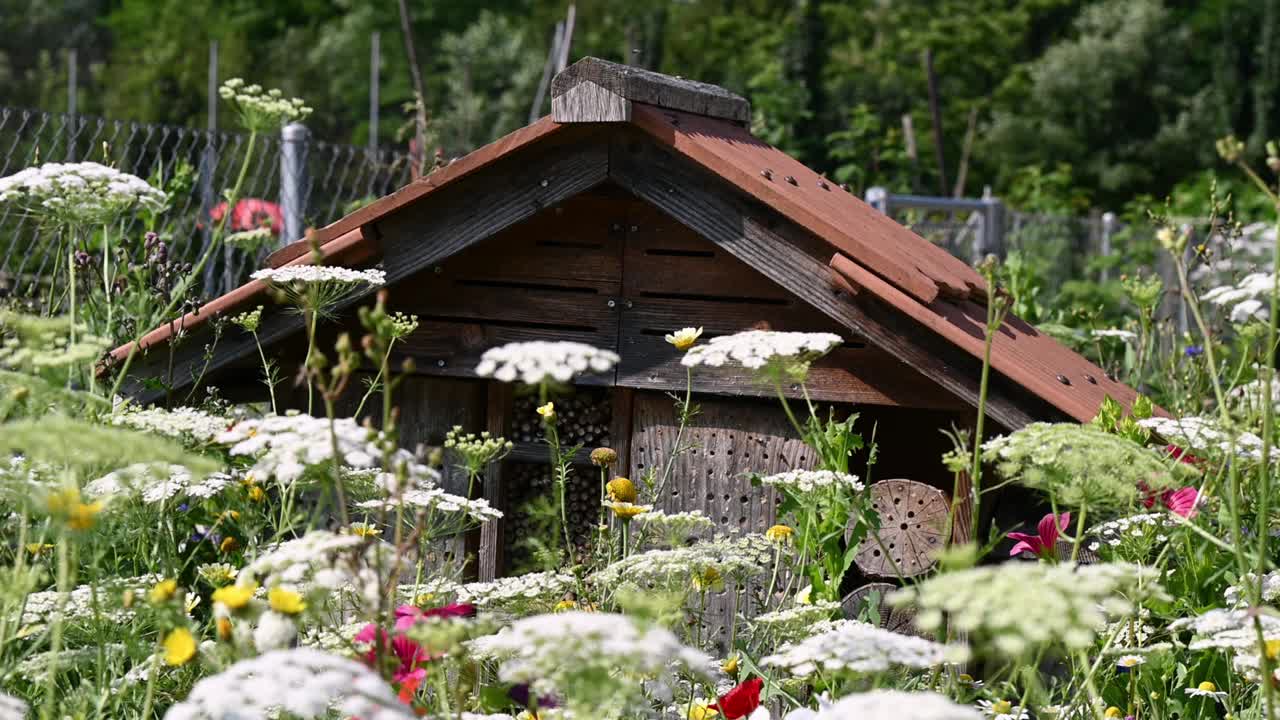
855 479 949 578
629 391 818 653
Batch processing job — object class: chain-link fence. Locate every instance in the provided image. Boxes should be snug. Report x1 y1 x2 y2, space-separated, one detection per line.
0 106 414 299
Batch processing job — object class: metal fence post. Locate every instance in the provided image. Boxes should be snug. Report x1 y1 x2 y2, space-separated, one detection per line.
66 49 77 161
200 41 219 294
865 186 890 214
1099 211 1117 283
280 122 310 246
978 192 1005 261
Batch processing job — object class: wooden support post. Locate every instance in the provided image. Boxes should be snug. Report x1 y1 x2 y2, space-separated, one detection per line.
479 381 513 581
609 386 634 472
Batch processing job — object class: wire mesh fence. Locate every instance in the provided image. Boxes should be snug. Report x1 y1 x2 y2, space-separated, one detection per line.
0 105 414 299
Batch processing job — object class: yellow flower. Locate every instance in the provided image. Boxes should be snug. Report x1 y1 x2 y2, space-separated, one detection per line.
149 579 179 604
347 522 382 538
554 599 577 612
48 485 103 530
765 524 794 543
218 510 241 522
536 402 555 420
664 327 704 351
247 486 265 502
1104 708 1123 719
219 536 240 554
414 592 436 606
693 566 724 592
795 585 812 605
688 703 719 720
163 627 198 666
991 701 1013 715
606 477 637 503
212 583 257 611
216 616 233 640
720 655 739 674
608 501 651 519
1198 681 1218 692
24 543 54 556
1267 639 1280 660
268 586 307 615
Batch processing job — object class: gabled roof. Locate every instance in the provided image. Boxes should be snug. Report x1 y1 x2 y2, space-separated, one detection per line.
110 58 1142 426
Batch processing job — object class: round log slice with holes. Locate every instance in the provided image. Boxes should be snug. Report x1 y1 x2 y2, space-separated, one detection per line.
854 478 948 578
842 581 921 637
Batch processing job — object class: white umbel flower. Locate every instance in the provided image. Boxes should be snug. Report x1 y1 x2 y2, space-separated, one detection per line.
251 266 386 287
253 610 299 651
215 413 438 487
474 341 620 384
1138 415 1280 462
680 330 842 370
454 571 577 612
84 463 234 505
110 406 231 443
0 161 166 224
784 690 982 720
162 648 412 720
1203 272 1277 323
760 470 864 494
468 611 709 709
893 562 1167 658
0 691 27 720
762 618 960 676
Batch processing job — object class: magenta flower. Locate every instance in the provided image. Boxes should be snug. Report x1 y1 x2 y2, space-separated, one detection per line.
354 623 431 683
1164 487 1200 518
1008 512 1070 558
393 602 477 631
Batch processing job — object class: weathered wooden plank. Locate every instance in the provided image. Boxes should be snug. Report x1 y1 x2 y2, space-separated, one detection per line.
440 192 627 292
552 57 750 124
616 333 965 409
120 128 612 403
606 129 1044 431
480 382 513 581
393 319 618 386
622 202 791 301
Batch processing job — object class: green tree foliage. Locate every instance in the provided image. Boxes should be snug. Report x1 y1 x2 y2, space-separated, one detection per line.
0 0 1276 206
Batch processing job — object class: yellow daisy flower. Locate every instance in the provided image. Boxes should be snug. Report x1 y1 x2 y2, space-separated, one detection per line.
268 586 307 615
764 524 794 543
607 501 651 519
163 627 198 666
149 579 179 604
212 583 257 611
664 327 704 351
536 402 555 420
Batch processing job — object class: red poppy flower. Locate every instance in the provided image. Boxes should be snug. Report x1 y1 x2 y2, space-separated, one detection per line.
1165 444 1204 466
712 677 763 719
207 198 284 233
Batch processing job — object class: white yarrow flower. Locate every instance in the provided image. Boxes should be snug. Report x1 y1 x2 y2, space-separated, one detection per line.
762 618 961 676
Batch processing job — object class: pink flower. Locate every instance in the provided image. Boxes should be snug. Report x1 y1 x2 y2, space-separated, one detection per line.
1008 512 1070 558
207 198 284 233
354 623 430 683
1163 487 1200 518
393 602 477 631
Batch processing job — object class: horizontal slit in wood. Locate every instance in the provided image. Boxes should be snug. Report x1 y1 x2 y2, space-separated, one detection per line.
643 248 716 258
637 290 789 306
456 278 600 295
536 239 605 250
415 314 599 334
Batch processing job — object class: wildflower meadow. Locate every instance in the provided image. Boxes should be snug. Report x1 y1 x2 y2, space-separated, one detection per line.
3 73 1280 720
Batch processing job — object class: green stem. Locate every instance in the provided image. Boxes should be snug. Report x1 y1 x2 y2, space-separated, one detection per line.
109 130 259 400
40 533 70 720
252 330 277 414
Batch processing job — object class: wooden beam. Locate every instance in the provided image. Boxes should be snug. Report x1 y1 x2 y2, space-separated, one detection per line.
480 381 513 581
552 56 750 124
121 128 612 402
606 128 1050 430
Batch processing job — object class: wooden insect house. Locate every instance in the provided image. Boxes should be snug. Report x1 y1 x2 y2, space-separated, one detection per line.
111 58 1145 606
